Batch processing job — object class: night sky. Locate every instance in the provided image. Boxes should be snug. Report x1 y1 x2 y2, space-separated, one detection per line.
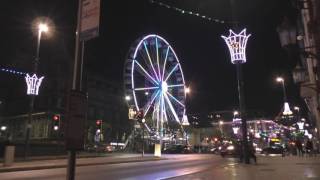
1 0 301 117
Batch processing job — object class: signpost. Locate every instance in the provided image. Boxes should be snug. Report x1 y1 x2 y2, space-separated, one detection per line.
67 0 100 179
80 0 100 41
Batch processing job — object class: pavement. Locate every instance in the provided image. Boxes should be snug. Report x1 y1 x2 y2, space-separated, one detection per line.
170 155 320 180
0 153 164 173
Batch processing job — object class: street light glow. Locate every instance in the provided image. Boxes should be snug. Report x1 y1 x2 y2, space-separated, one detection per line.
233 111 239 116
38 23 49 32
185 87 190 94
1 126 7 131
276 77 284 82
294 106 300 111
219 120 224 125
125 95 131 101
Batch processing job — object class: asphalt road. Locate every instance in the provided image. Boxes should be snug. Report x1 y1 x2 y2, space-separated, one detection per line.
0 154 227 180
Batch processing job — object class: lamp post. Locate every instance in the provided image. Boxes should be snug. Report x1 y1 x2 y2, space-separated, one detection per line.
24 22 49 159
276 77 293 116
182 87 190 145
182 114 190 145
141 118 145 157
222 28 251 164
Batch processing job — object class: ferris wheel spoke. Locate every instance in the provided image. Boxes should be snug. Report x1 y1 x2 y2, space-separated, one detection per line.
155 37 161 80
134 60 159 85
143 90 160 116
164 63 179 82
161 46 170 81
166 92 185 107
134 86 159 91
143 41 160 81
167 84 184 88
164 93 180 123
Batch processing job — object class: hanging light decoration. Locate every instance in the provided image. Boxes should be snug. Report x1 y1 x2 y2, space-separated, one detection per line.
25 73 44 95
221 29 251 64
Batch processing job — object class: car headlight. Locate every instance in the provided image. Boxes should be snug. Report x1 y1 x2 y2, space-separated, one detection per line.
227 145 234 150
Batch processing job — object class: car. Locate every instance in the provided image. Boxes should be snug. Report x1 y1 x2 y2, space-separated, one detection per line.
163 144 192 154
85 143 114 153
261 145 284 155
220 144 239 157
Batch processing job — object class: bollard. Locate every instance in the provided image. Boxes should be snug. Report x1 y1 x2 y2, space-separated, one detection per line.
4 145 15 167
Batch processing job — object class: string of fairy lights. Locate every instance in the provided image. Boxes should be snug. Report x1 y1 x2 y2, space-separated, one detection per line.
149 0 237 25
0 67 27 76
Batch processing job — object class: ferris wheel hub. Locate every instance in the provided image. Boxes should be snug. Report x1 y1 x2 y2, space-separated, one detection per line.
161 81 168 93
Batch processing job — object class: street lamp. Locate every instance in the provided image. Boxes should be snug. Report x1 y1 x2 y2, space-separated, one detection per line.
181 113 190 146
222 28 251 164
24 19 50 159
125 95 131 101
1 126 7 131
276 77 292 116
185 87 190 94
141 118 145 157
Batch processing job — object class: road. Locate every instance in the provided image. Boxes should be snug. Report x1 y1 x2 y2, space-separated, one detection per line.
0 154 227 180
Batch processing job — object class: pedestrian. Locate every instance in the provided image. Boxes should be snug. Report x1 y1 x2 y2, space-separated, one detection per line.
296 139 303 156
306 139 314 157
235 140 243 163
248 141 257 164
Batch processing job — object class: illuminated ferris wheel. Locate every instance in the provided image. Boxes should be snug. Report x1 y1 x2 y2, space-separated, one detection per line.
124 34 187 135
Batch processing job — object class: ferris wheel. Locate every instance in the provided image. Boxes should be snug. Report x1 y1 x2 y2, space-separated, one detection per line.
124 34 187 135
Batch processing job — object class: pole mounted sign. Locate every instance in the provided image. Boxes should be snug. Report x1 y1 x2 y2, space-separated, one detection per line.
80 0 100 41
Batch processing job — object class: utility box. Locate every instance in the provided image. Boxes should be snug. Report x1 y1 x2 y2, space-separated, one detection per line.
4 146 15 166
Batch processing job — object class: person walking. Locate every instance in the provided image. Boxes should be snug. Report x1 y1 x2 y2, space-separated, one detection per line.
296 139 303 156
248 141 257 164
306 139 314 157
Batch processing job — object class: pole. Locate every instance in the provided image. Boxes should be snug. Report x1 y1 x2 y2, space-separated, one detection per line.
24 29 42 159
281 81 287 102
67 0 82 179
66 151 76 180
142 124 144 157
236 63 249 164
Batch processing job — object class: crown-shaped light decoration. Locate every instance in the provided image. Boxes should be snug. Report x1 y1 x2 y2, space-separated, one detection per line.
283 102 293 116
297 121 305 131
232 126 240 134
25 73 44 95
182 114 190 126
221 29 251 64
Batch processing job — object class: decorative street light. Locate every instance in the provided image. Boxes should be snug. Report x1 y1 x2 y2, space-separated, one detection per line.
24 20 50 159
222 28 251 164
276 77 293 116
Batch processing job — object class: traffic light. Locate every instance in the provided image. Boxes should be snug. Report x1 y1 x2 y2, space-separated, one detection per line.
96 120 103 133
52 114 60 131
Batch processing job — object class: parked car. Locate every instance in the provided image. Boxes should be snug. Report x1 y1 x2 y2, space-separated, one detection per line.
261 145 284 155
163 144 192 154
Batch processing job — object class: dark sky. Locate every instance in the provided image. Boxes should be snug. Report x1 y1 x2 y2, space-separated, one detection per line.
1 0 301 117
